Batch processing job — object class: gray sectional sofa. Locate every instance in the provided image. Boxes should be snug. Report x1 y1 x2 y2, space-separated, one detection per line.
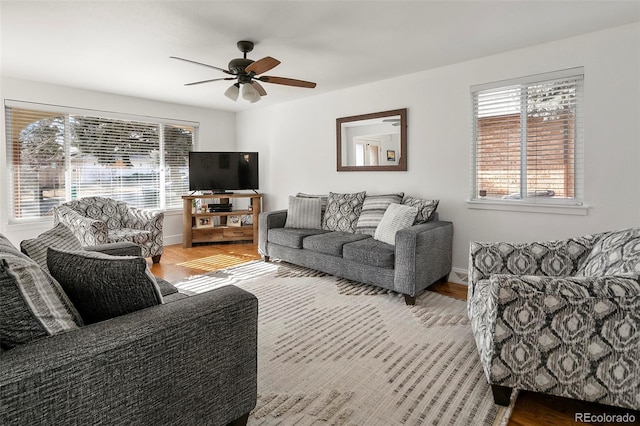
259 192 453 305
0 228 257 426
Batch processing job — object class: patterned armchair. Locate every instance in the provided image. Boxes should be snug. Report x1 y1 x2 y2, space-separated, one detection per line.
467 228 640 410
52 197 164 263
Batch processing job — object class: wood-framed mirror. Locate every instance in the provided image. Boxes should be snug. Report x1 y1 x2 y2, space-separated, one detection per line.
337 108 407 171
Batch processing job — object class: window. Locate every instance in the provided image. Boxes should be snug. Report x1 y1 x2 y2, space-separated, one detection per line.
5 101 197 222
470 68 584 208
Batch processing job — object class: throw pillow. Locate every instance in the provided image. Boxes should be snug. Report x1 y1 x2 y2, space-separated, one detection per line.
47 248 163 325
374 203 419 245
20 223 84 272
296 193 329 218
355 193 404 236
402 196 439 224
322 191 366 233
285 196 322 229
577 228 640 276
0 255 83 350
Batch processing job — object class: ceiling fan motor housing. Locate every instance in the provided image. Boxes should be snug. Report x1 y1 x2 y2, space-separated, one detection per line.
228 58 254 75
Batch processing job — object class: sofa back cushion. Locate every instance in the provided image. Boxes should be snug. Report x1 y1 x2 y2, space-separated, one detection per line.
577 228 640 276
61 196 129 229
1 234 83 350
322 191 366 233
356 193 404 236
47 248 163 325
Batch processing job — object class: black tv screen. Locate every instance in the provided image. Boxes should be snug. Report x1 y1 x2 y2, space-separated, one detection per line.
189 151 259 192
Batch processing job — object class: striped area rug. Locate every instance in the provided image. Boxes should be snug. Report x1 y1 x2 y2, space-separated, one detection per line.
174 260 515 426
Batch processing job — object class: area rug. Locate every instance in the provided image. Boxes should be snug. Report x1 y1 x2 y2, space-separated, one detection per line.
173 260 517 426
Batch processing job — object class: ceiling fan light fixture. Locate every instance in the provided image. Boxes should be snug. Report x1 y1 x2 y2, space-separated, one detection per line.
242 82 261 103
224 83 239 101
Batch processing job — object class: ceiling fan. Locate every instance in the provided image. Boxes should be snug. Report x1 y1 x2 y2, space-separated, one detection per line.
171 40 317 103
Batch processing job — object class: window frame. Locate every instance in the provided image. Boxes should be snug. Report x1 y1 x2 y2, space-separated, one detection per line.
468 68 588 215
4 100 199 224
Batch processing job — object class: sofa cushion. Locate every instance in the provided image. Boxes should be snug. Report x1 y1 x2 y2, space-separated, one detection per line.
356 193 404 236
322 191 366 233
577 228 640 276
47 248 163 325
1 234 83 350
107 228 152 245
285 196 322 229
374 203 419 245
402 196 439 224
303 232 370 257
343 238 395 269
20 223 84 272
269 228 329 249
155 276 179 297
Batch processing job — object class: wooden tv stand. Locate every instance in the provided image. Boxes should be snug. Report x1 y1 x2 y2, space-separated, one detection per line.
182 193 262 248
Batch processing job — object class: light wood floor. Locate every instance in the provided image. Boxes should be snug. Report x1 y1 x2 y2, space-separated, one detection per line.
150 243 640 426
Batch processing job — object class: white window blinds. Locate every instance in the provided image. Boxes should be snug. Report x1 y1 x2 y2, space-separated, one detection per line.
5 101 196 221
471 68 584 205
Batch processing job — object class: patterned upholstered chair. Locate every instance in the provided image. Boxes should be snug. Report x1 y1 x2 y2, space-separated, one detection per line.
52 197 164 263
467 228 640 410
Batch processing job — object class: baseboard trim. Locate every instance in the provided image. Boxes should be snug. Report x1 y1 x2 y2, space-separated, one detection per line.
448 267 468 285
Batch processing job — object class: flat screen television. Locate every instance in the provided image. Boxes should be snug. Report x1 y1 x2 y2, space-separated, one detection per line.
189 151 259 193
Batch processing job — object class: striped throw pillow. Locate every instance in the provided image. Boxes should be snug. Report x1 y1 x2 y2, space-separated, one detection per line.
356 193 404 236
374 203 419 245
0 255 83 349
285 196 322 229
20 223 84 272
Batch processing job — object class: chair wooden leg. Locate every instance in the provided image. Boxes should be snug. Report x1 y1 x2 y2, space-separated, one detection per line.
264 255 270 262
404 294 416 305
227 412 250 426
152 254 161 264
491 384 513 406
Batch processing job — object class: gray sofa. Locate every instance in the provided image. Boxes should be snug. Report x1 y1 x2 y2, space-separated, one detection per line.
259 209 453 305
0 231 258 426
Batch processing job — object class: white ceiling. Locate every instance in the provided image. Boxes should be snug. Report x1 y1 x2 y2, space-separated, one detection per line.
2 1 639 112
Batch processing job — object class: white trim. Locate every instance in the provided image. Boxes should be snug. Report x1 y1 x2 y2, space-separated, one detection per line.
4 99 199 128
467 199 589 215
470 67 584 92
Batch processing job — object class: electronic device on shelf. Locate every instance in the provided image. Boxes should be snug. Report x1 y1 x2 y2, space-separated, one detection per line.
189 151 259 193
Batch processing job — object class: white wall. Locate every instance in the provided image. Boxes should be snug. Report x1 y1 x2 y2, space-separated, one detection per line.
236 23 640 282
0 77 236 246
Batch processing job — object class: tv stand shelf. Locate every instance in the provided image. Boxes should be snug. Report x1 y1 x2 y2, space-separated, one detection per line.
182 193 262 248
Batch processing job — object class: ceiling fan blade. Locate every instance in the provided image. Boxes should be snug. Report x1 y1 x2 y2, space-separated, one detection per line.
185 77 235 86
257 76 317 88
252 81 267 96
245 56 281 75
170 56 231 74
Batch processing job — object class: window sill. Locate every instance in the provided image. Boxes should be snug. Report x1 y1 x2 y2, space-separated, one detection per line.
467 200 589 215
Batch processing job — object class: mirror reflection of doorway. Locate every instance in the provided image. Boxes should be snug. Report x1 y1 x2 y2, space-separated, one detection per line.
354 138 380 166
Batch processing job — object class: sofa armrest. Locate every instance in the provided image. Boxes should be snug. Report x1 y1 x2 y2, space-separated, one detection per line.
53 205 108 246
123 206 164 231
258 209 288 256
490 273 640 299
0 285 258 425
84 241 143 257
393 220 453 296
